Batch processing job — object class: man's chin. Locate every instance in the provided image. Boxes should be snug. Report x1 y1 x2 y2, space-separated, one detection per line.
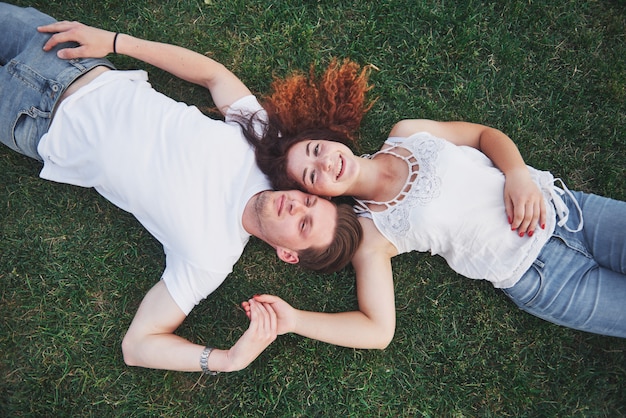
253 191 273 235
254 190 271 212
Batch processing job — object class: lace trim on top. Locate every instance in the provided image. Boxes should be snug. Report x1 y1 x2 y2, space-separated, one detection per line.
355 136 442 215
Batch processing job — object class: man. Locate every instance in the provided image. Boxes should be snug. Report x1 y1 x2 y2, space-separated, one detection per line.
0 4 362 374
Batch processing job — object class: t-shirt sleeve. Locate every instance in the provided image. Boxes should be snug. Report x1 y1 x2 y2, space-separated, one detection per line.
226 94 264 118
225 95 267 136
161 254 229 315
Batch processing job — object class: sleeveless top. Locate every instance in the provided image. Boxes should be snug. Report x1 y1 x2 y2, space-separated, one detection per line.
354 132 578 289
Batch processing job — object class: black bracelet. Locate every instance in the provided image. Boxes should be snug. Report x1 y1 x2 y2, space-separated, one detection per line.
113 32 120 55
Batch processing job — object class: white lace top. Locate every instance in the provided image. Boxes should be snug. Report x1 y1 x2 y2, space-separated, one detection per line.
355 132 561 288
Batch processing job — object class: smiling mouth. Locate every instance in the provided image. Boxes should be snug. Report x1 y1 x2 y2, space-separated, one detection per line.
336 156 345 180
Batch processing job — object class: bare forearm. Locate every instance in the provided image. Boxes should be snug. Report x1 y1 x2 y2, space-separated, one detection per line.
478 128 528 175
122 332 206 372
478 127 546 233
114 33 250 112
122 330 270 374
113 34 228 88
293 309 394 349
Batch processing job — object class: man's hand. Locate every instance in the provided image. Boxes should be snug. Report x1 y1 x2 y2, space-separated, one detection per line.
38 21 115 59
224 298 279 371
40 19 252 113
504 168 547 237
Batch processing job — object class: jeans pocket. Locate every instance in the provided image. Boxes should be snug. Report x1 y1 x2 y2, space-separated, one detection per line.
10 108 48 159
504 259 544 308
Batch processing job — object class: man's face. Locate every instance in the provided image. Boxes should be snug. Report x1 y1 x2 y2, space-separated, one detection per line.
252 190 336 260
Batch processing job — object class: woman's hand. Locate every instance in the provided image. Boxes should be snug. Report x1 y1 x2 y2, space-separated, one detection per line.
504 168 546 237
38 21 116 59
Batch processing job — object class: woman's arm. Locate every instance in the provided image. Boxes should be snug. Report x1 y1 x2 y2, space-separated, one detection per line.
389 119 546 236
38 21 250 114
250 219 398 349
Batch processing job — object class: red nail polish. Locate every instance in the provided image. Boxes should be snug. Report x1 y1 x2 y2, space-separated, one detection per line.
528 230 534 237
541 224 546 230
519 231 524 237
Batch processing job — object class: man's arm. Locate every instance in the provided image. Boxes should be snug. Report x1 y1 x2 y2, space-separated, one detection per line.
38 21 250 114
122 281 278 372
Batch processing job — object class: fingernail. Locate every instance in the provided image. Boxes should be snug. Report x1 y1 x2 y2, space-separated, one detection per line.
528 230 534 237
541 223 546 230
519 231 524 237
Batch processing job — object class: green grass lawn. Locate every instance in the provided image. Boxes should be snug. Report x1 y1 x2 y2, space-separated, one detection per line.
1 0 625 416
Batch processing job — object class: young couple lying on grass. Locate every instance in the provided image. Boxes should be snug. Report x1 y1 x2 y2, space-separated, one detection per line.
2 3 624 375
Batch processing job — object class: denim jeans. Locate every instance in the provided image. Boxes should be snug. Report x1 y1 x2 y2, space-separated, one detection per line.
503 191 626 338
0 3 114 160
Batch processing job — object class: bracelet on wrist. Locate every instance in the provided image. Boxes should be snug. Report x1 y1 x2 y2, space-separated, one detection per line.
113 32 120 55
199 346 219 375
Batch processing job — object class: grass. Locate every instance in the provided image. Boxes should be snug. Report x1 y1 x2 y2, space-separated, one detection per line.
1 0 625 416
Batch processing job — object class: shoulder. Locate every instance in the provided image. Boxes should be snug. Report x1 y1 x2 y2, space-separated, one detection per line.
388 119 438 138
355 217 398 258
226 94 264 116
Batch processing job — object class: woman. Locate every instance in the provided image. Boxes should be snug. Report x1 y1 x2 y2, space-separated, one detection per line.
241 59 626 344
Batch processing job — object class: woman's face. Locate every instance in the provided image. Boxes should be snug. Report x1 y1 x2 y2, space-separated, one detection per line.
286 139 358 197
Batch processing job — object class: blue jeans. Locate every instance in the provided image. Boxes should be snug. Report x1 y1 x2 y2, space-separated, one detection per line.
0 3 114 160
503 191 626 338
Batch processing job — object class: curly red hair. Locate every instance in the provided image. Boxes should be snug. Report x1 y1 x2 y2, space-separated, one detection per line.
264 58 374 140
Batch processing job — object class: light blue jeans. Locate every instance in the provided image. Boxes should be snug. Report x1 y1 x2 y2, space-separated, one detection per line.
503 191 626 338
0 3 114 160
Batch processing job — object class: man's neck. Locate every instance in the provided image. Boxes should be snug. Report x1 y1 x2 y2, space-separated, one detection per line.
241 192 263 237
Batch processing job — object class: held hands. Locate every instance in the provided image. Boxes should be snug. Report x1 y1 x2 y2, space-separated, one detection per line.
38 21 116 59
504 168 547 237
224 297 279 371
241 295 297 335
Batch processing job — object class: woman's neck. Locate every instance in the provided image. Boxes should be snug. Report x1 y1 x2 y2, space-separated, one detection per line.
349 154 409 202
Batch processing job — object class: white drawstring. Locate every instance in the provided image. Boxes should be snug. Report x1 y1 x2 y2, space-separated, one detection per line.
549 178 584 232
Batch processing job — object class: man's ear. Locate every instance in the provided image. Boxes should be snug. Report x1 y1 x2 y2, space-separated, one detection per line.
276 247 300 265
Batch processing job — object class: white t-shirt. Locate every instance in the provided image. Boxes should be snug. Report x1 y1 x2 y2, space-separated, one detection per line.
38 70 271 314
